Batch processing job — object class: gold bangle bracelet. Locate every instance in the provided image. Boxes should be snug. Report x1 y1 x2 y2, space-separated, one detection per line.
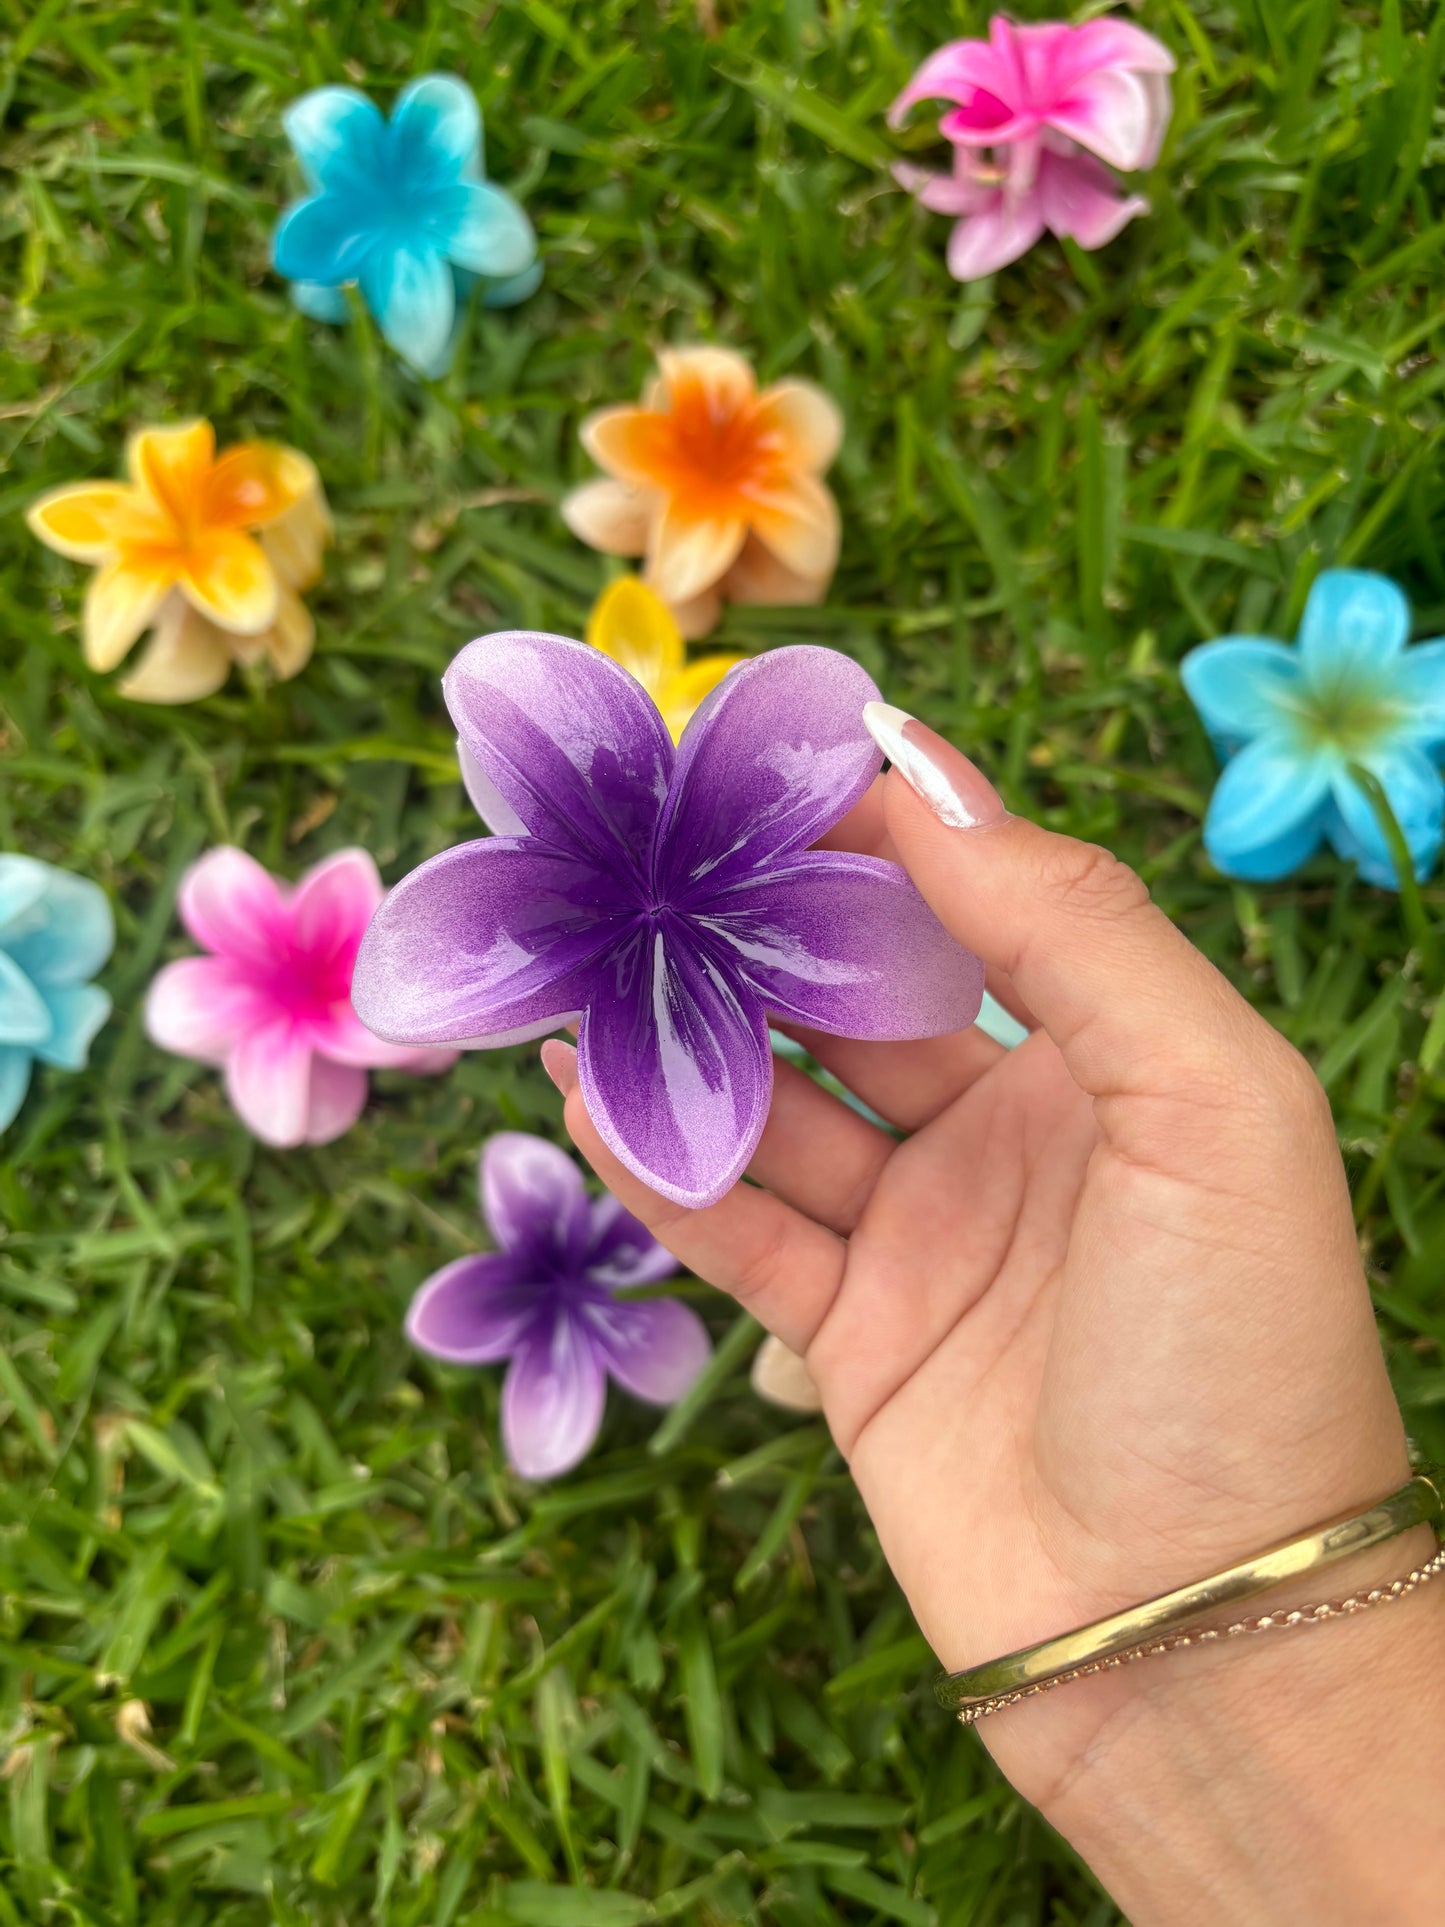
935 1471 1444 1714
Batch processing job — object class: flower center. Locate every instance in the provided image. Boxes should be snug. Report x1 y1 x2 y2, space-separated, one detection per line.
1286 681 1404 758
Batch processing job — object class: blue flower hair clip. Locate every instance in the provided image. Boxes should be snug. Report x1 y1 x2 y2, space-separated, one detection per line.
0 857 113 1132
272 73 540 378
1182 568 1445 890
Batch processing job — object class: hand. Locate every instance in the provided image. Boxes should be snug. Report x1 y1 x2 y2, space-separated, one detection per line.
542 709 1444 1923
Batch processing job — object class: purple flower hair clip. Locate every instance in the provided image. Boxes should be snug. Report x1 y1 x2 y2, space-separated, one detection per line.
407 1131 709 1479
352 633 984 1209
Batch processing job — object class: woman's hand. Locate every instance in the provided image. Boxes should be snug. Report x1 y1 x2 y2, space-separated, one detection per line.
542 709 1445 1923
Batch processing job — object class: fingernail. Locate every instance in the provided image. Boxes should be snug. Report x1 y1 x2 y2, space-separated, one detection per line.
861 701 1006 831
540 1038 578 1095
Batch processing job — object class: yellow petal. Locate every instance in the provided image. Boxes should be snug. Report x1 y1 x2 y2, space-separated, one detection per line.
26 483 161 562
656 652 745 742
202 442 318 532
585 576 683 697
265 585 316 680
259 468 332 590
83 559 172 671
116 598 233 703
127 420 215 528
178 530 278 635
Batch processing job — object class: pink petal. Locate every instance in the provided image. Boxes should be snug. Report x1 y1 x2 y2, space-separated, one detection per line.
225 1018 313 1146
290 849 384 968
888 36 1015 129
1037 148 1147 251
1048 66 1158 172
893 157 991 216
177 847 289 965
304 1055 369 1143
1050 18 1176 84
945 191 1046 280
502 1315 607 1480
145 956 271 1065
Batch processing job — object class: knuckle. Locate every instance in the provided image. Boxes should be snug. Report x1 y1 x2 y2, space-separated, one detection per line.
732 1216 790 1310
1045 840 1152 924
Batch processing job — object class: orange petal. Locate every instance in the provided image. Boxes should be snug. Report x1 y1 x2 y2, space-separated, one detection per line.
663 583 724 641
201 442 317 531
127 421 215 529
656 345 757 418
579 404 677 489
83 560 172 672
753 380 843 473
723 532 831 609
116 599 233 704
585 576 683 697
178 530 278 635
646 500 747 606
26 483 163 561
260 474 332 590
561 478 653 556
743 473 840 586
656 652 745 742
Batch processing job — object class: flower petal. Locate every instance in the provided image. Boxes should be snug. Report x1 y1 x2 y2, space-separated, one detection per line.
32 983 110 1071
145 956 272 1066
1394 640 1445 754
351 838 611 1050
291 279 353 323
431 180 535 278
584 1295 711 1403
1181 637 1301 749
656 655 744 744
202 443 317 533
225 1020 313 1146
179 530 278 636
585 1194 679 1287
1051 19 1177 82
1048 67 1159 172
391 73 483 184
0 1047 32 1132
663 583 723 641
576 926 773 1210
647 500 748 606
26 483 155 562
290 848 383 972
271 192 377 287
579 405 677 491
441 629 673 865
482 1131 591 1269
458 742 528 836
752 380 843 473
946 194 1046 280
259 474 331 590
1329 745 1445 889
888 38 1016 128
0 859 51 950
263 585 316 681
304 1055 369 1143
117 599 234 704
1298 570 1411 687
0 952 52 1048
751 1333 824 1413
83 560 172 672
360 242 456 375
561 479 653 557
743 473 840 586
127 421 214 523
480 260 544 307
503 1315 608 1479
721 534 827 610
658 645 882 882
702 850 984 1039
2 864 113 986
283 86 387 194
586 575 684 700
177 847 290 964
406 1252 534 1363
656 345 757 417
1202 735 1331 881
1036 147 1148 250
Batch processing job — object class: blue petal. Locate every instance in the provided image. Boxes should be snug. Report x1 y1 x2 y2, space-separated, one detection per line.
0 952 52 1048
1180 637 1300 751
0 856 51 946
360 243 456 375
1328 743 1445 889
390 74 482 188
0 1047 32 1133
1298 570 1410 688
6 868 113 985
1393 639 1445 756
283 86 387 194
431 180 535 278
33 983 111 1071
291 280 353 324
481 260 544 308
272 194 377 287
1202 734 1330 882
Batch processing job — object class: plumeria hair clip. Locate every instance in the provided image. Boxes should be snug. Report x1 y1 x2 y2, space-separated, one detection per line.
146 848 452 1147
0 858 113 1133
351 629 983 1209
273 73 539 378
890 14 1174 280
1182 569 1445 890
585 576 743 743
27 421 330 703
562 345 843 638
407 1132 711 1479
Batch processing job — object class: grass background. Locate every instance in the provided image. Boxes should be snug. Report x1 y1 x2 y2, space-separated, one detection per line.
5 0 1445 1919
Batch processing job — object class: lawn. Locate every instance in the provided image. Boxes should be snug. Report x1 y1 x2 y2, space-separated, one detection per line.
5 0 1445 1921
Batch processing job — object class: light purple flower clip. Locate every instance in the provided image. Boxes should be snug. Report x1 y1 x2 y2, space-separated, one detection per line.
352 633 984 1209
407 1131 710 1479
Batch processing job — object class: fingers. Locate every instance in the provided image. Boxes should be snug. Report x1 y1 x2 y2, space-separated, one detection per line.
780 1022 1008 1132
542 1041 846 1353
749 1057 893 1231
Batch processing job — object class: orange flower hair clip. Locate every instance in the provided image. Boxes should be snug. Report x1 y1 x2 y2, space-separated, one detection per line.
562 346 842 639
27 420 331 703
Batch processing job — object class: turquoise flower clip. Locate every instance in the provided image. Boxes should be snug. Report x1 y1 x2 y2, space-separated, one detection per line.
1182 569 1445 889
271 73 540 378
0 857 114 1131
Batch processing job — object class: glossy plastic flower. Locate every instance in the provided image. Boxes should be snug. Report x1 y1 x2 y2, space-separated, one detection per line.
26 421 330 702
890 15 1173 280
272 74 539 378
1181 570 1445 889
561 346 843 639
585 576 744 743
146 848 453 1147
352 631 984 1209
407 1131 710 1479
0 858 113 1132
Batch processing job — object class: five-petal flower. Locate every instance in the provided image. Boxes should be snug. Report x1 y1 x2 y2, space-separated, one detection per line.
27 420 330 702
561 346 844 638
407 1131 710 1479
146 847 453 1146
1181 569 1445 889
0 858 113 1132
351 630 984 1209
585 576 744 743
272 73 539 378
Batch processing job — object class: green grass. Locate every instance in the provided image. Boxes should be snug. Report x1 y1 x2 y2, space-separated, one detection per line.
4 0 1445 1919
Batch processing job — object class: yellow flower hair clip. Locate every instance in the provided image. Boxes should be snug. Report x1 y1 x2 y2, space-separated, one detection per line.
584 575 744 744
27 420 331 703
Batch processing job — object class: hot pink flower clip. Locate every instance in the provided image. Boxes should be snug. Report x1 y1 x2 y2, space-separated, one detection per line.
146 847 453 1146
890 14 1174 280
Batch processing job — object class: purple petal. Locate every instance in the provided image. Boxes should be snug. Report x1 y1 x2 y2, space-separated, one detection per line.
576 927 772 1210
583 1295 711 1403
586 1194 680 1287
406 1252 534 1363
502 1312 608 1479
442 631 672 872
481 1131 591 1270
657 647 882 890
351 838 613 1049
699 851 984 1038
